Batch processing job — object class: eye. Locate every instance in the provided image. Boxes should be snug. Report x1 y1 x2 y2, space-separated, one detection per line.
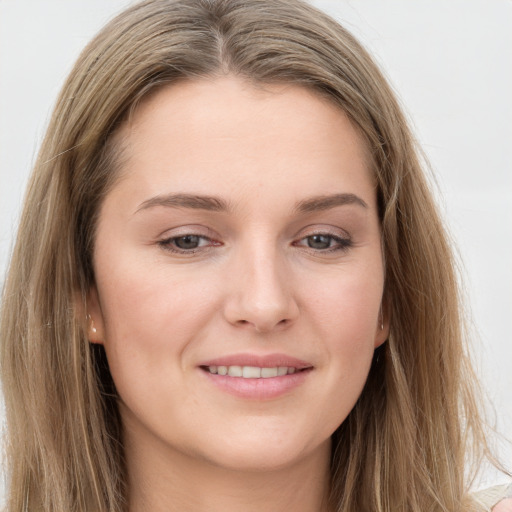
158 234 216 253
173 235 203 250
294 233 352 252
306 234 334 250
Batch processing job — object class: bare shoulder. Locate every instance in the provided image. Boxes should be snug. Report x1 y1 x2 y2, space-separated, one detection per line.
473 483 512 511
493 498 512 512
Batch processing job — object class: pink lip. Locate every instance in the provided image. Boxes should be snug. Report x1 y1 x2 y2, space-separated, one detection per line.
198 352 314 400
199 352 313 369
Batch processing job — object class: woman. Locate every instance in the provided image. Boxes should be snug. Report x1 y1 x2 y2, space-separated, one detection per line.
0 0 510 510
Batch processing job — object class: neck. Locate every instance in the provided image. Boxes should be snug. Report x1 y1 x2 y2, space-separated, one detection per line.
124 424 332 512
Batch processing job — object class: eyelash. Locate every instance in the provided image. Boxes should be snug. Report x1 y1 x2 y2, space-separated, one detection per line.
293 233 352 253
157 234 218 254
157 232 352 255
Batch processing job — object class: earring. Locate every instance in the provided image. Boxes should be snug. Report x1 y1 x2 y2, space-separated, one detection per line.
87 314 97 334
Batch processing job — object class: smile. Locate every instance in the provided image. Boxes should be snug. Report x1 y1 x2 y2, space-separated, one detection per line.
202 365 301 378
198 354 313 399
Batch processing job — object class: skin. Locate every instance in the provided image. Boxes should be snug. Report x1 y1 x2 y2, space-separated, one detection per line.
494 499 512 512
87 76 389 512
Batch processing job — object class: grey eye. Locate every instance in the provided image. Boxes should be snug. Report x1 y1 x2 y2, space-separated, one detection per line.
174 235 201 249
306 234 332 249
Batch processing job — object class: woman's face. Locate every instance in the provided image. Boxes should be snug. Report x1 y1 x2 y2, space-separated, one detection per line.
88 77 388 471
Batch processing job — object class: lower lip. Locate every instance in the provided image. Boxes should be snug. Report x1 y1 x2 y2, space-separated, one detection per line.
199 368 312 400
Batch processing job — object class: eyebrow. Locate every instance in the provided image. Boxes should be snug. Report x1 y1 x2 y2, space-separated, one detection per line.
135 193 230 214
135 192 367 215
294 193 368 212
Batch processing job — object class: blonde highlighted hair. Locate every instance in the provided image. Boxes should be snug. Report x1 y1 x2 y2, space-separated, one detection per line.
0 0 502 510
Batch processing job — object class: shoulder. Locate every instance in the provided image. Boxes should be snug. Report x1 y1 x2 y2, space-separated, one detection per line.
473 483 512 512
492 498 512 512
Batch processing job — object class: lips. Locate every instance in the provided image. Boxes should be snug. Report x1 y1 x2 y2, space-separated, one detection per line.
204 365 299 378
198 353 313 399
199 353 312 370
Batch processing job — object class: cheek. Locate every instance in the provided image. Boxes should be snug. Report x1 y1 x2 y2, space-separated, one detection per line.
305 260 383 342
301 262 382 415
95 267 222 427
94 255 221 378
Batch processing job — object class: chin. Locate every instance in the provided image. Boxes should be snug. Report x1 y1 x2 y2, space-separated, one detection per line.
196 432 331 473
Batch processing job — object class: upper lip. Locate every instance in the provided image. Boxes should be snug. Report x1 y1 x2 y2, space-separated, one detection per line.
199 353 313 370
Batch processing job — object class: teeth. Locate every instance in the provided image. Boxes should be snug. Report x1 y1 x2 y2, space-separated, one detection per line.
228 366 242 377
206 365 300 378
261 367 278 378
277 366 288 376
243 366 261 378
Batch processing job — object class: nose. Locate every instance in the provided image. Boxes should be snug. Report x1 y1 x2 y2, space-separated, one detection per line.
223 246 299 333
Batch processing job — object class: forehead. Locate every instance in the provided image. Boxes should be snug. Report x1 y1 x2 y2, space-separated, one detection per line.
110 76 375 211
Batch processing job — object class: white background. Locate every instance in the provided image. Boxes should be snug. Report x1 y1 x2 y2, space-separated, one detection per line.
1 0 511 498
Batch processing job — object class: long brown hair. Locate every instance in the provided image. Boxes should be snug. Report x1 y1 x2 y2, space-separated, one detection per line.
0 0 500 510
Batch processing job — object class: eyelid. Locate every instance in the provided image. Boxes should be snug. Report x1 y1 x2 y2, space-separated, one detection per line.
155 225 222 255
292 225 353 253
293 224 350 241
155 224 217 240
294 234 351 250
154 224 352 255
157 234 221 255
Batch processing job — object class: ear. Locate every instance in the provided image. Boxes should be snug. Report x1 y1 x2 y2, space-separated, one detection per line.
86 285 106 344
374 301 390 349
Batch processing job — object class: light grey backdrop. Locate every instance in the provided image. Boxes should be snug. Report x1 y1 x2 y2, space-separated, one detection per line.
1 0 511 498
